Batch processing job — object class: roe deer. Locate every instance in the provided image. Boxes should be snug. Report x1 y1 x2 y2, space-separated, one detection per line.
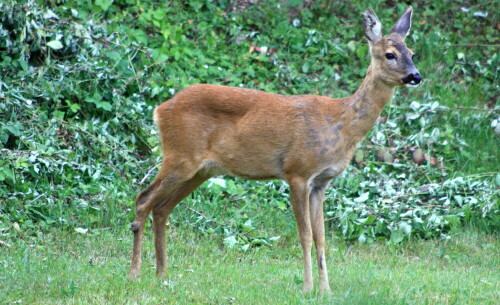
129 7 422 292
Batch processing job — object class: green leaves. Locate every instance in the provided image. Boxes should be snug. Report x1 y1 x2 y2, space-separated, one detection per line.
0 0 497 245
327 163 499 243
95 0 114 11
85 94 112 112
390 230 404 244
47 40 63 50
0 160 14 182
301 62 310 73
2 121 23 138
328 95 499 242
223 235 238 249
354 192 369 203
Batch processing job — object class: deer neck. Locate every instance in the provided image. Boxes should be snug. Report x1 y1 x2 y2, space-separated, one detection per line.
342 64 395 142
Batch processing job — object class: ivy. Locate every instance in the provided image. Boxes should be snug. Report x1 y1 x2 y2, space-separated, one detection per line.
0 1 498 247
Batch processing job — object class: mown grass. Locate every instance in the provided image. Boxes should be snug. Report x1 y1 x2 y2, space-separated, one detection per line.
2 227 498 304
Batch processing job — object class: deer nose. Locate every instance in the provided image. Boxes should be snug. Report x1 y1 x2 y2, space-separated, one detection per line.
402 72 422 86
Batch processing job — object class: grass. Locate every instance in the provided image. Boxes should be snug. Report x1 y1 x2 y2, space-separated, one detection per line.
2 227 498 304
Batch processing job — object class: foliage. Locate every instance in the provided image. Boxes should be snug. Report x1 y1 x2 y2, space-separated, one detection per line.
0 0 498 247
325 97 499 244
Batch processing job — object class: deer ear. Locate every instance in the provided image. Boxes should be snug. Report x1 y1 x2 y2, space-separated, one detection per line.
363 8 383 43
391 6 413 40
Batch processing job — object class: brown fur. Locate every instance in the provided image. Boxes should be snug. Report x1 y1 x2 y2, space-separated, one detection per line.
129 7 421 293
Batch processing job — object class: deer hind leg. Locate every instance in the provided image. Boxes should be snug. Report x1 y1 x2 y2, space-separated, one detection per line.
129 164 196 280
152 173 208 279
309 181 331 292
288 176 314 292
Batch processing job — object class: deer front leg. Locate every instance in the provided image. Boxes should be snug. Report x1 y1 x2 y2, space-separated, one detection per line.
129 205 149 279
288 176 314 292
309 182 331 292
129 170 185 280
152 173 208 279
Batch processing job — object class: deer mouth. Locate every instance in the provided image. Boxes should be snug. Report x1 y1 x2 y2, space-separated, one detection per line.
402 73 422 87
405 82 420 88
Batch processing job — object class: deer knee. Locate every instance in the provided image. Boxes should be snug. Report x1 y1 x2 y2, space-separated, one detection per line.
136 181 159 206
319 255 325 270
130 221 141 233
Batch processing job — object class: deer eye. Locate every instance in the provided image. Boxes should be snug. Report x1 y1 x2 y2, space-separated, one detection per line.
385 53 396 60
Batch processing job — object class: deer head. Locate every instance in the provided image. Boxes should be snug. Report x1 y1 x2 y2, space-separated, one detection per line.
363 7 422 88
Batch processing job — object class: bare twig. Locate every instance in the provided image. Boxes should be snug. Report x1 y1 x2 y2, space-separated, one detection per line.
390 105 498 112
365 207 389 223
180 204 227 227
139 163 160 185
324 216 339 223
180 204 267 242
123 62 168 88
0 240 12 248
466 172 498 179
450 44 500 47
96 37 152 60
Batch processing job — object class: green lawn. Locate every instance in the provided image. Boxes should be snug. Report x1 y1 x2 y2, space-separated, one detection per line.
2 228 498 304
